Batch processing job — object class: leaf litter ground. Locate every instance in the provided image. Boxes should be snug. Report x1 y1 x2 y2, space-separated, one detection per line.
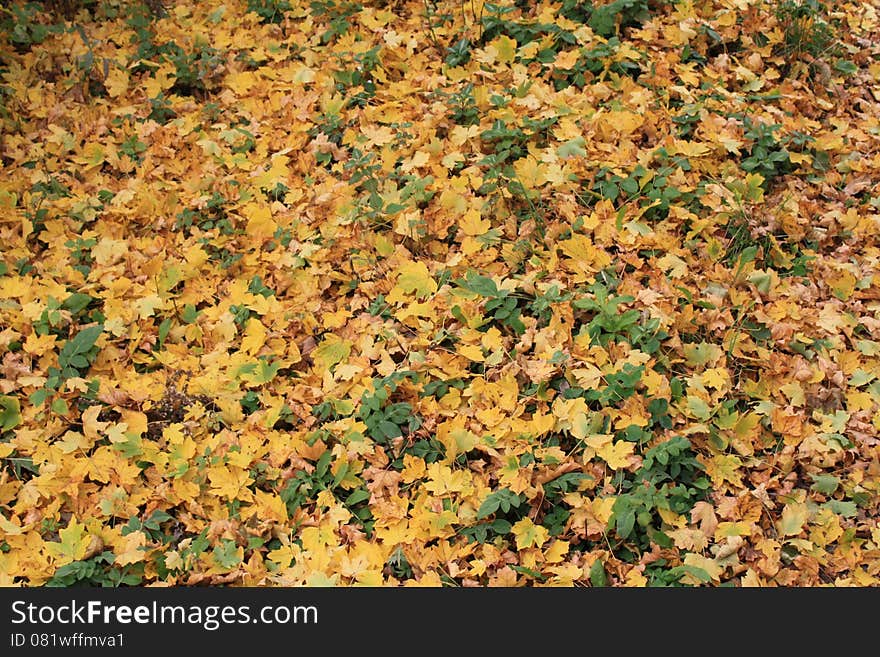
0 0 878 586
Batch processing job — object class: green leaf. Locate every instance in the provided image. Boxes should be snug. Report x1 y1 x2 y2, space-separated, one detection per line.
477 496 500 520
65 324 103 356
477 488 521 519
511 565 546 581
810 474 839 495
62 293 93 314
208 5 227 23
825 500 857 518
833 59 857 75
490 519 511 534
158 317 172 345
181 304 199 323
460 273 499 298
848 369 875 388
589 6 617 37
332 461 349 488
557 137 587 159
315 450 332 479
251 359 281 384
686 396 712 421
345 488 371 506
384 202 406 214
615 507 636 539
0 396 22 432
144 510 173 530
58 325 103 373
676 564 712 583
735 245 759 271
747 271 772 294
113 433 143 458
620 176 640 195
51 397 69 415
378 419 402 439
599 180 619 201
683 342 723 368
212 539 242 570
589 559 608 587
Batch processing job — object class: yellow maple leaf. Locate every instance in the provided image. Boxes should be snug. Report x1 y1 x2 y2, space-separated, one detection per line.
569 412 590 441
81 404 108 439
46 519 89 566
115 530 147 566
91 237 128 267
312 334 352 371
493 35 517 64
436 419 479 461
243 202 277 240
142 62 175 97
553 49 581 70
596 439 636 470
208 465 253 501
172 478 200 502
584 434 635 470
400 150 430 172
778 501 809 537
424 462 474 496
826 268 857 301
671 138 711 157
460 208 490 236
56 430 89 454
513 156 547 188
0 276 30 300
251 489 288 523
134 294 163 319
401 454 426 484
386 260 438 303
226 70 257 95
656 253 688 278
559 233 604 274
703 454 744 488
682 553 723 584
0 514 23 536
624 567 648 586
104 67 129 98
543 540 570 563
240 317 267 355
458 343 484 362
603 110 643 135
702 368 730 391
439 188 467 214
511 517 549 550
267 543 298 569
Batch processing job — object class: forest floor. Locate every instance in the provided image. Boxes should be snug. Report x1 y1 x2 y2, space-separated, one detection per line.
0 0 878 586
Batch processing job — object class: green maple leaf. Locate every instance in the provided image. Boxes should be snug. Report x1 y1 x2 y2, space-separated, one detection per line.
212 539 242 570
